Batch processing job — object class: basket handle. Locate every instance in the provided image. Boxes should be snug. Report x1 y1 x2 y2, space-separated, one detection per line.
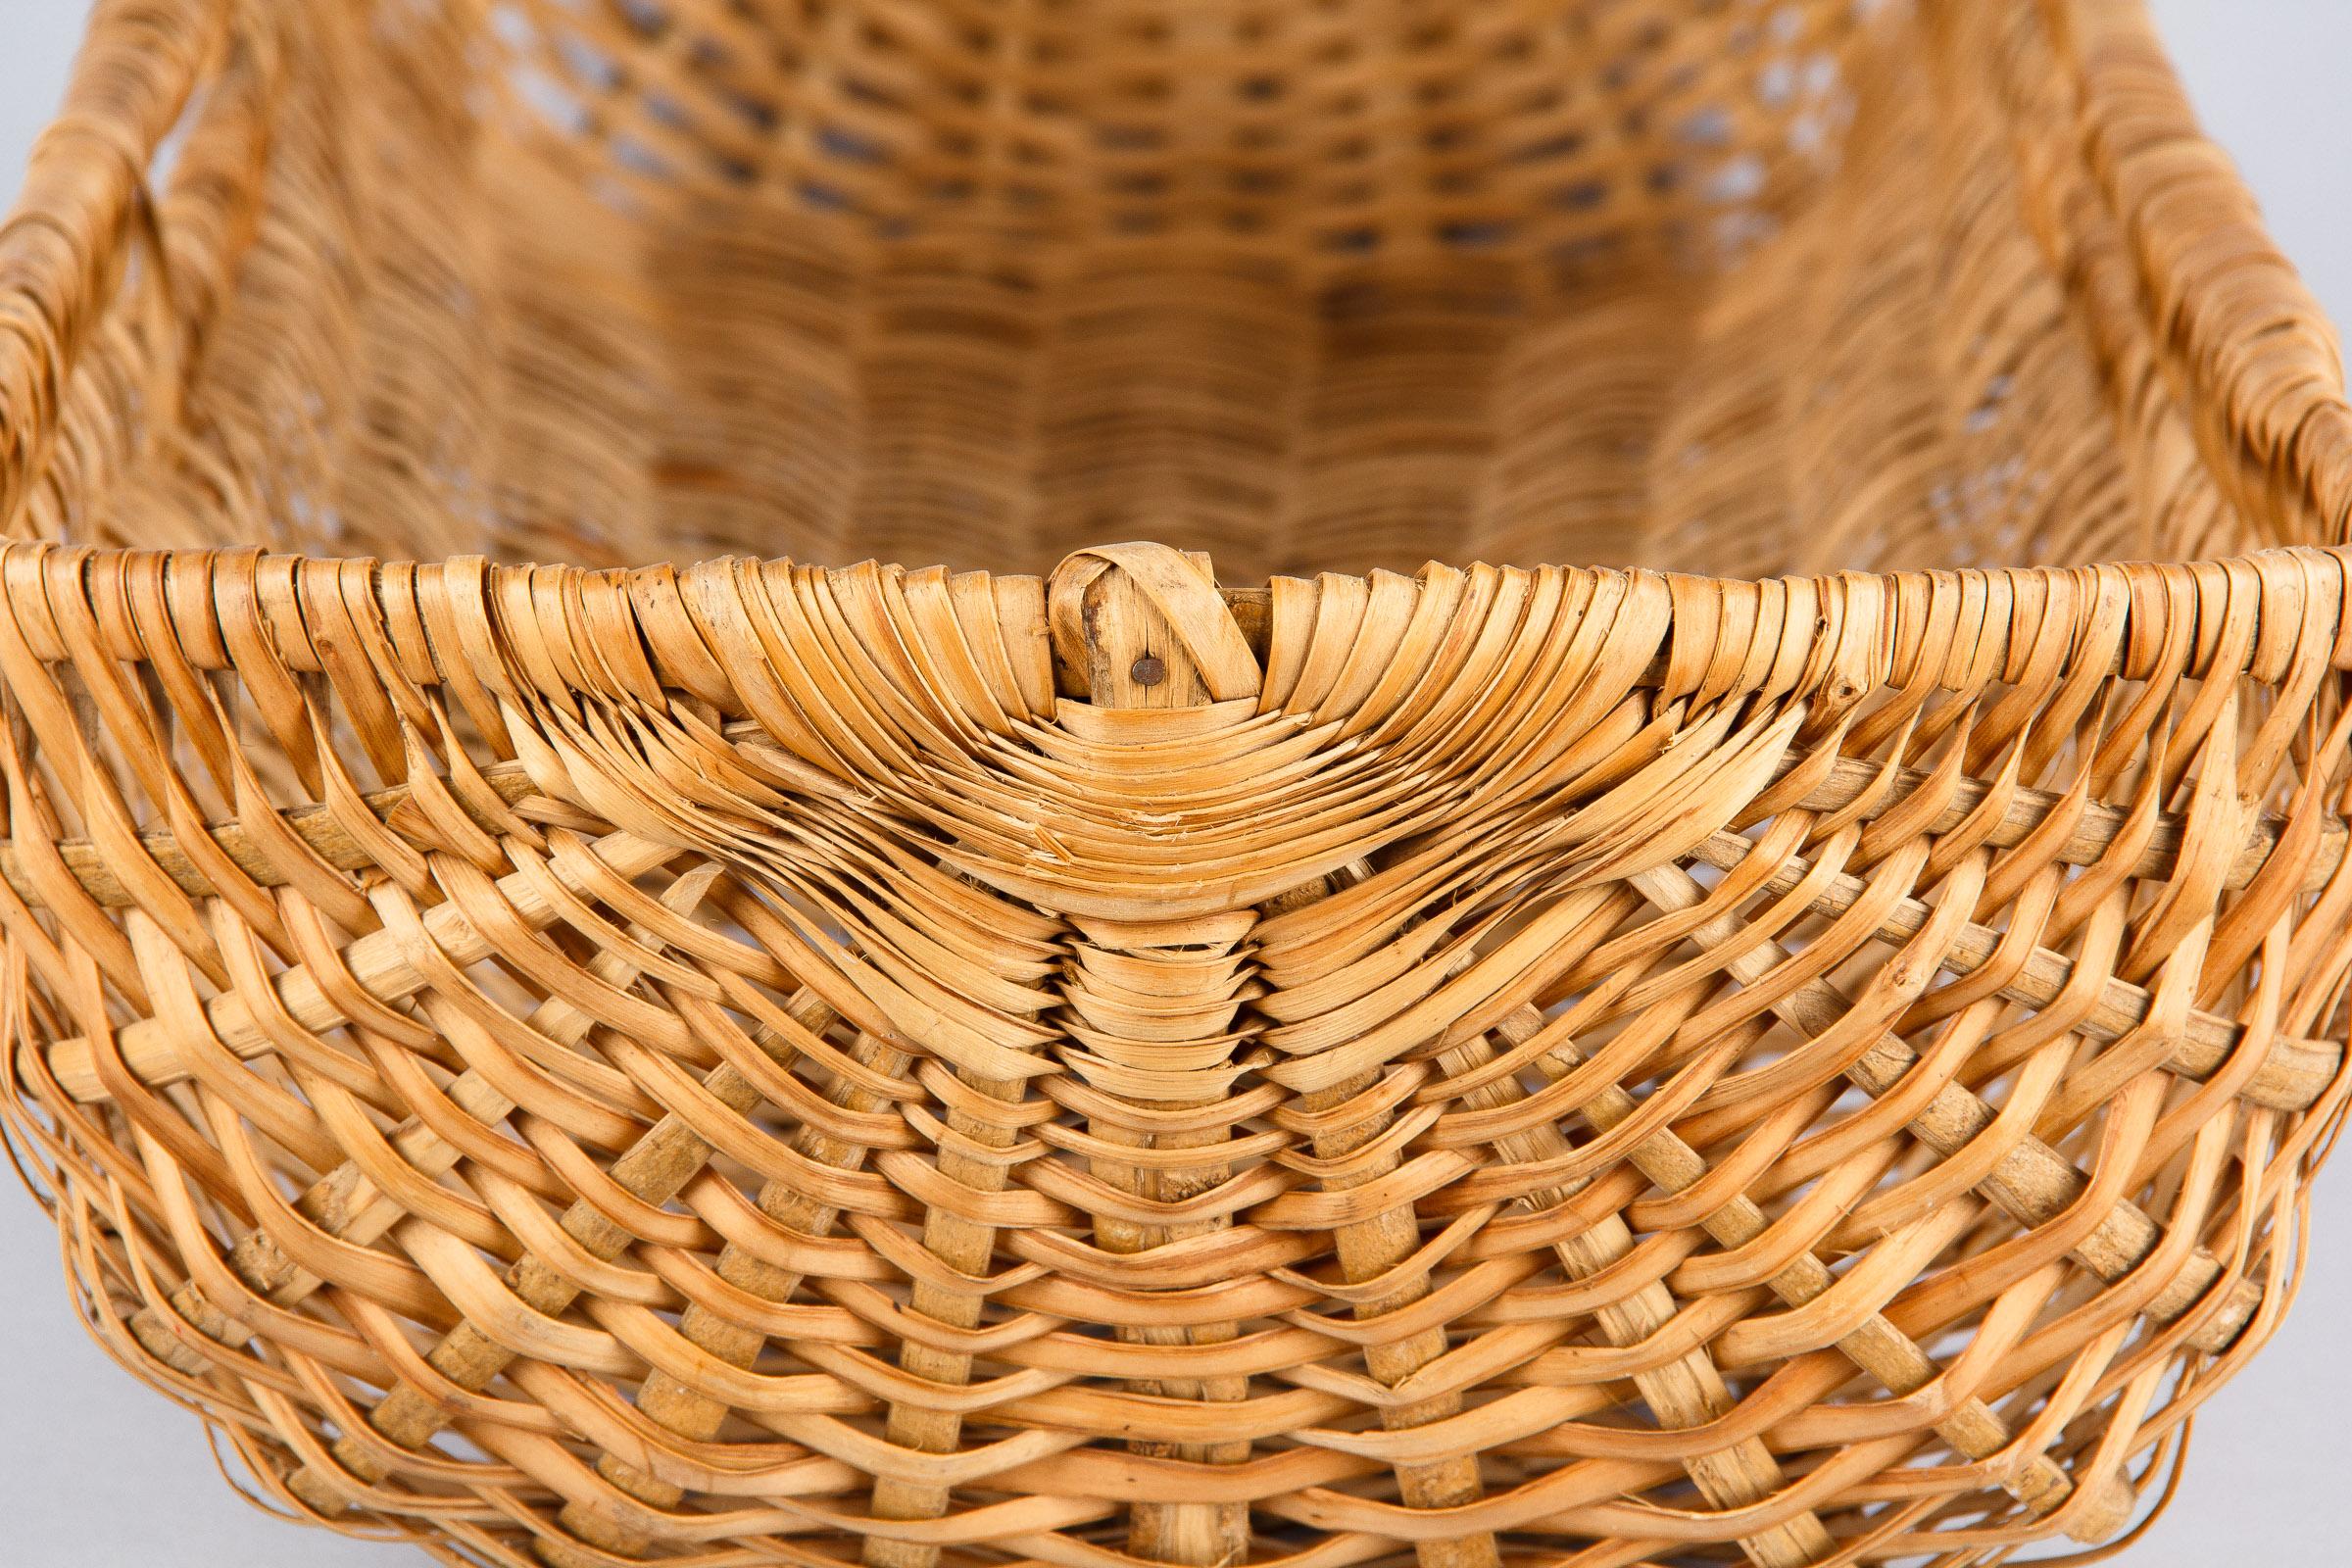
1046 542 1262 702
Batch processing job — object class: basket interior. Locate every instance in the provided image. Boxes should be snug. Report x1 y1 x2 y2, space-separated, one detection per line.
17 0 2342 580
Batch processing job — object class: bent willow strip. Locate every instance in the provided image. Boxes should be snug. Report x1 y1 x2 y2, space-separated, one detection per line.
1 2 2349 1567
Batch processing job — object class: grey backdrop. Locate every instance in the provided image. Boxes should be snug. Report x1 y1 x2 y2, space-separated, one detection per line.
0 3 2343 1564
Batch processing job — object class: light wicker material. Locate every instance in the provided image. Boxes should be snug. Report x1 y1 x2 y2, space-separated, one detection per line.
2 2 2350 1566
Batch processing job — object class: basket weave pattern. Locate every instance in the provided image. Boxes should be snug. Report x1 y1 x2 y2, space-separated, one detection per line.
2 2 2350 1567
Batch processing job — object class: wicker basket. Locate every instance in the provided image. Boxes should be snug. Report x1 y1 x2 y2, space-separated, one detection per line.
2 0 2348 1564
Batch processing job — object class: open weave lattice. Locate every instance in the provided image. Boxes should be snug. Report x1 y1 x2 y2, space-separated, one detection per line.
2 1 2350 1566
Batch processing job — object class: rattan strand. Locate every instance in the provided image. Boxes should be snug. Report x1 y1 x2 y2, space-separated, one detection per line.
1 2 2350 1567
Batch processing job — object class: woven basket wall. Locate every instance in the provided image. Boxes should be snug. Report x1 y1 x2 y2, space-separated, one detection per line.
2 1 2349 1565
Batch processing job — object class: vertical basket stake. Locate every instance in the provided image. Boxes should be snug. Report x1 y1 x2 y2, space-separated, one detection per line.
1049 544 1254 1566
1427 995 1839 1567
122 833 706 1376
544 1018 915 1567
1487 1001 2135 1542
1625 859 2265 1354
1276 863 1505 1568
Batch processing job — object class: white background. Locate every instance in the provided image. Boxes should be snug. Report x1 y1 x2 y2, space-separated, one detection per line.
0 3 2345 1564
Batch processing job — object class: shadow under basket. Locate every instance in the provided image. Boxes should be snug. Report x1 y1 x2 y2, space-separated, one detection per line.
5 1 2352 1565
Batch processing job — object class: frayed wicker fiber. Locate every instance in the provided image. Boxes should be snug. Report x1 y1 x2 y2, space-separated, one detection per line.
2 0 2350 1565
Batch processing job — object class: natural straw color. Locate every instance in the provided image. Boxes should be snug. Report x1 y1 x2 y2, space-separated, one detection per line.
2 2 2351 1567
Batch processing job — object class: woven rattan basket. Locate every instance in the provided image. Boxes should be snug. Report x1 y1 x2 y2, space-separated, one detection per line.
4 0 2350 1564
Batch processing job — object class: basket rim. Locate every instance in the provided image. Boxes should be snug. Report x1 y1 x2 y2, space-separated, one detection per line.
7 537 2347 688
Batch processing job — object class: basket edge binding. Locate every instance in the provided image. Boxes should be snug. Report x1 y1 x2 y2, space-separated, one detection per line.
0 537 2346 698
